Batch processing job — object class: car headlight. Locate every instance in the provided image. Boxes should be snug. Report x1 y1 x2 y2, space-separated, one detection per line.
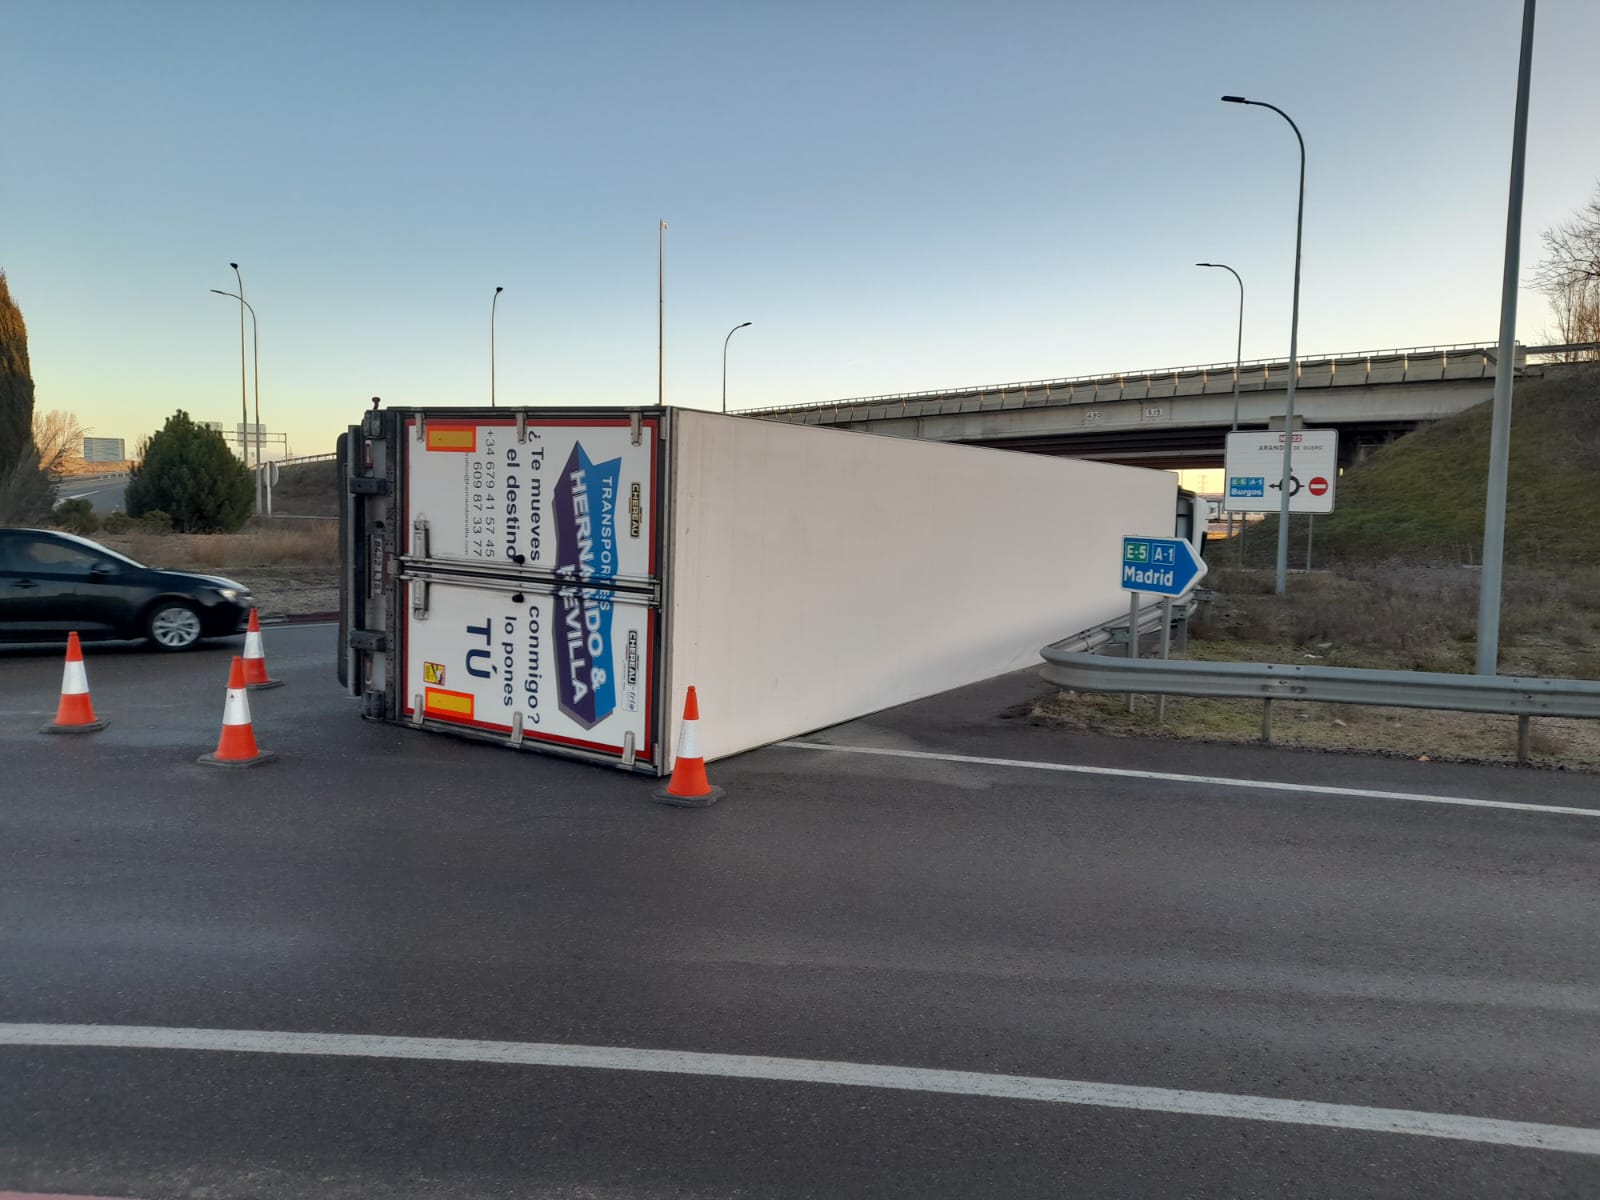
215 588 244 602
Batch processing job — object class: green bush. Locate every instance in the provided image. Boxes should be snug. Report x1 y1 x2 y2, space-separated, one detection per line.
138 509 173 534
52 496 98 534
125 411 252 533
99 510 134 534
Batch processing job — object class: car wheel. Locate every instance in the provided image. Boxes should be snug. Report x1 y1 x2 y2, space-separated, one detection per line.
146 601 203 651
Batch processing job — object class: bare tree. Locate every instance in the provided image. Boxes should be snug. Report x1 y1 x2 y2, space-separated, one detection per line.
1532 185 1600 359
32 409 88 477
0 410 90 523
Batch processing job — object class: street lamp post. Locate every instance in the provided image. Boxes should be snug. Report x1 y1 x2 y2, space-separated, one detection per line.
658 220 667 407
212 286 262 515
1222 95 1305 596
1195 263 1244 431
491 286 504 407
1196 262 1244 554
1475 0 1537 676
722 321 752 414
228 264 252 483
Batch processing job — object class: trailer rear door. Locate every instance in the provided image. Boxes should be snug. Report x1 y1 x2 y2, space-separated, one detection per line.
356 409 667 772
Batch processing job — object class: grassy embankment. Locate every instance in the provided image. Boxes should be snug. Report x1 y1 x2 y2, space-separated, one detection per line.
1037 366 1600 768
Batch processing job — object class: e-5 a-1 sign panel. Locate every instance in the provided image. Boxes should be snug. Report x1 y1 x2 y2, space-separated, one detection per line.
1223 429 1339 515
1121 535 1206 597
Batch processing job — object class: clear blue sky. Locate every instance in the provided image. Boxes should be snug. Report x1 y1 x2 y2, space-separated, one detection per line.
5 0 1597 458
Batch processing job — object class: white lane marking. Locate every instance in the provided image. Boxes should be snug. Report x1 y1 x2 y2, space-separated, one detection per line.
2 1023 1596 1156
776 741 1600 819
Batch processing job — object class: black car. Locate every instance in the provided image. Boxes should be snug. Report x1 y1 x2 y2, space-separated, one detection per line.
0 528 253 650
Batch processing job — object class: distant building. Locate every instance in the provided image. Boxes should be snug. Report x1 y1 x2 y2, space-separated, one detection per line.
82 437 126 462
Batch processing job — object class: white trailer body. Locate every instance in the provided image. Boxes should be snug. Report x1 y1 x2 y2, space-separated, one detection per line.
340 406 1177 774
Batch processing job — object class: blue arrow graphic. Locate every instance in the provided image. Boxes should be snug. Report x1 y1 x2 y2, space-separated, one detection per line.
1120 536 1208 597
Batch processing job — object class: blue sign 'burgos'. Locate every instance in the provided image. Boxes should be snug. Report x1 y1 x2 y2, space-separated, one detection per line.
1121 535 1207 597
554 443 621 729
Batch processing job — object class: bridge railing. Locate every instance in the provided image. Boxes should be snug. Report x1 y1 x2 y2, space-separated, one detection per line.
742 340 1522 420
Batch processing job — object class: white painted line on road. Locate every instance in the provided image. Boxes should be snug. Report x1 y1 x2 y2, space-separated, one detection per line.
2 1023 1596 1156
777 741 1600 820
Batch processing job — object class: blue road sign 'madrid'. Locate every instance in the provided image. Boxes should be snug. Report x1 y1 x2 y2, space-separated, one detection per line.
1121 535 1207 597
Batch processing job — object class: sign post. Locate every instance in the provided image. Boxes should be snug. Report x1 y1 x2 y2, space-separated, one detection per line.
1121 535 1208 716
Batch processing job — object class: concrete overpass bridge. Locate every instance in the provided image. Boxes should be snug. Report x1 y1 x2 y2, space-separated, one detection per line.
745 342 1586 470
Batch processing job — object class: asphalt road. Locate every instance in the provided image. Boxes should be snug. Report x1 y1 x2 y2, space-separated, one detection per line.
56 476 128 513
2 626 1597 1198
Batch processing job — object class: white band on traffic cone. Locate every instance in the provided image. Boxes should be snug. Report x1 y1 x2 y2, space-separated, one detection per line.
61 658 89 695
676 715 700 760
244 628 264 659
222 686 253 727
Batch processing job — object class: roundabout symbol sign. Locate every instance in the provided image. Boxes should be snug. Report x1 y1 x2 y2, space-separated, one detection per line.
1223 430 1339 515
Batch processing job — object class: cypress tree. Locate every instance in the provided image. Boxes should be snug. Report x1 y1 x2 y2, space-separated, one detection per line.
0 271 35 478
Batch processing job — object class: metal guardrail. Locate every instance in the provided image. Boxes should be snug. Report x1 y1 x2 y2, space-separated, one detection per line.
1053 592 1208 656
1038 649 1600 761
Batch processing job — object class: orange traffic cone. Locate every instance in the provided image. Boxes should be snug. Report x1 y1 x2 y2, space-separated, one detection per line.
240 609 283 690
198 656 276 768
654 686 724 807
42 631 108 734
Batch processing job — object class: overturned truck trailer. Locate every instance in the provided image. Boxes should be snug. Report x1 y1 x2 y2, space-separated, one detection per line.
338 406 1179 775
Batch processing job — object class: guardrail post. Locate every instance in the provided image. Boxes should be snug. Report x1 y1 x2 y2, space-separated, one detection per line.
1126 591 1140 712
1261 698 1274 743
1156 597 1174 725
1517 715 1531 763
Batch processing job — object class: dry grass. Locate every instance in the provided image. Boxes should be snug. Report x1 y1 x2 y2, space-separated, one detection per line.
1033 690 1600 771
270 460 340 517
92 523 341 617
99 523 338 570
1195 566 1600 677
1035 564 1600 771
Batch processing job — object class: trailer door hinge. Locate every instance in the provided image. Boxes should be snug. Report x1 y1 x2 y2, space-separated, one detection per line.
347 629 387 652
630 412 642 445
509 710 526 748
517 410 529 443
349 476 390 495
412 516 430 560
617 730 638 769
412 579 430 618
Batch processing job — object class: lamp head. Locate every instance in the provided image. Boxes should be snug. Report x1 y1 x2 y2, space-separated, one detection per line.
739 321 752 330
1221 95 1248 104
1196 262 1213 268
229 262 239 269
495 286 503 295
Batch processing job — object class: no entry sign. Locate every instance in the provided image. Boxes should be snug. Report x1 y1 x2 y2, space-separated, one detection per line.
1308 476 1329 497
